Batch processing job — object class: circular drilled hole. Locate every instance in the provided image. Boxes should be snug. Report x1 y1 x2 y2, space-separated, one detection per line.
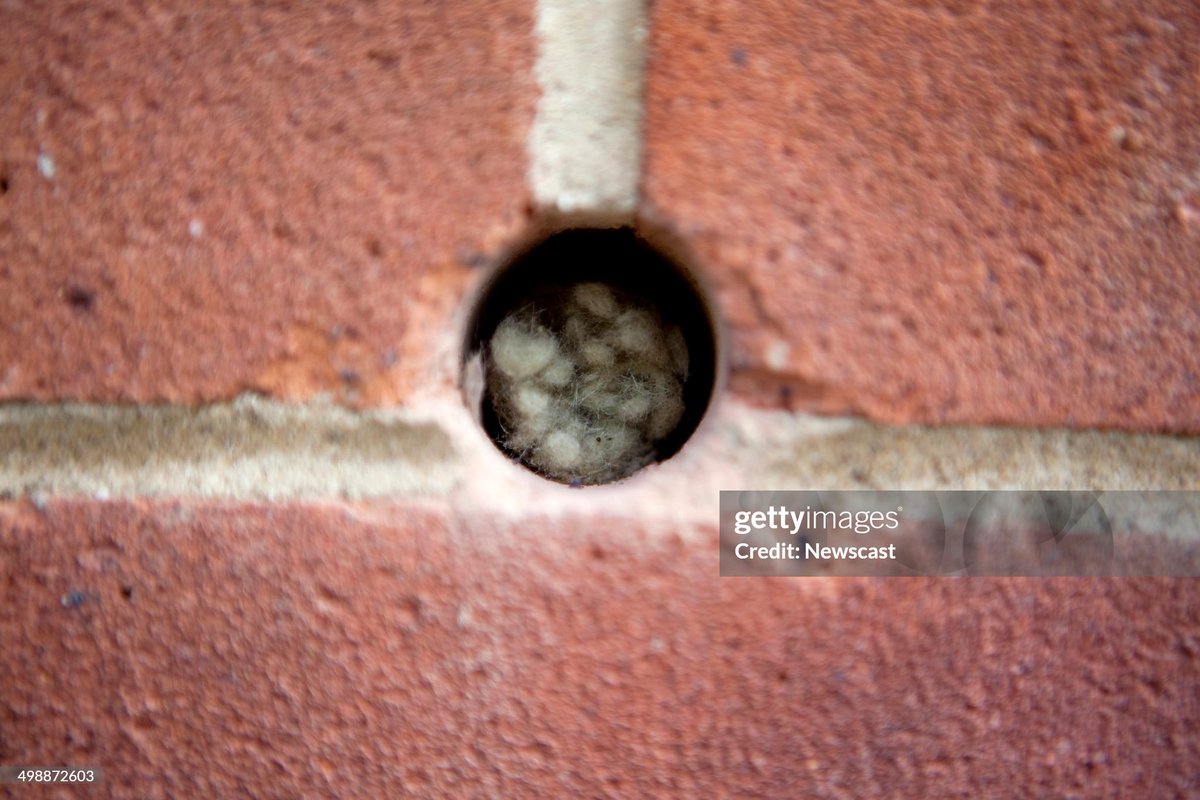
465 228 717 485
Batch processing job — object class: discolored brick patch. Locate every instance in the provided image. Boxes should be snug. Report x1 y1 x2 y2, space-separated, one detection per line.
641 0 1200 432
0 1 536 405
2 500 1197 797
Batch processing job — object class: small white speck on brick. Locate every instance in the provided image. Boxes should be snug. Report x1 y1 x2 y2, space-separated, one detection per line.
765 340 791 370
37 152 56 179
189 219 205 238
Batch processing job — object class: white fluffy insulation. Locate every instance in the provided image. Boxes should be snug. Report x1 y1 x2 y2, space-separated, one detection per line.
486 283 690 484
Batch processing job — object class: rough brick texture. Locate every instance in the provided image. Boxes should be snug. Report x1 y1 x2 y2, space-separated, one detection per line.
2 501 1197 797
641 0 1200 432
0 1 535 405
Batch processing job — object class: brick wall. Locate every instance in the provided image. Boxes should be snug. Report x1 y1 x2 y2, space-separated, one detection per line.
2 1 1197 796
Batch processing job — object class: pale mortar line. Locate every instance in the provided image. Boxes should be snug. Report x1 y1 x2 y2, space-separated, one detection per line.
2 394 1197 534
0 396 459 502
443 394 1200 540
528 0 647 221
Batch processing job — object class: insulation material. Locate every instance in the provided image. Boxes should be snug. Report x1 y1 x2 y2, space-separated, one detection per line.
486 283 689 484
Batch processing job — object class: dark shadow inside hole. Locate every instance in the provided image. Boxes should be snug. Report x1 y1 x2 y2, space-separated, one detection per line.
466 228 718 482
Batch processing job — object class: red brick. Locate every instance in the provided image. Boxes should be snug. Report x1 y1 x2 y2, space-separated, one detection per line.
641 0 1200 432
2 500 1197 797
0 1 535 405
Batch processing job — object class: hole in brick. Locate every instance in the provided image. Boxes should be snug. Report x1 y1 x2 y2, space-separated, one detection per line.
65 285 96 311
465 228 717 485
